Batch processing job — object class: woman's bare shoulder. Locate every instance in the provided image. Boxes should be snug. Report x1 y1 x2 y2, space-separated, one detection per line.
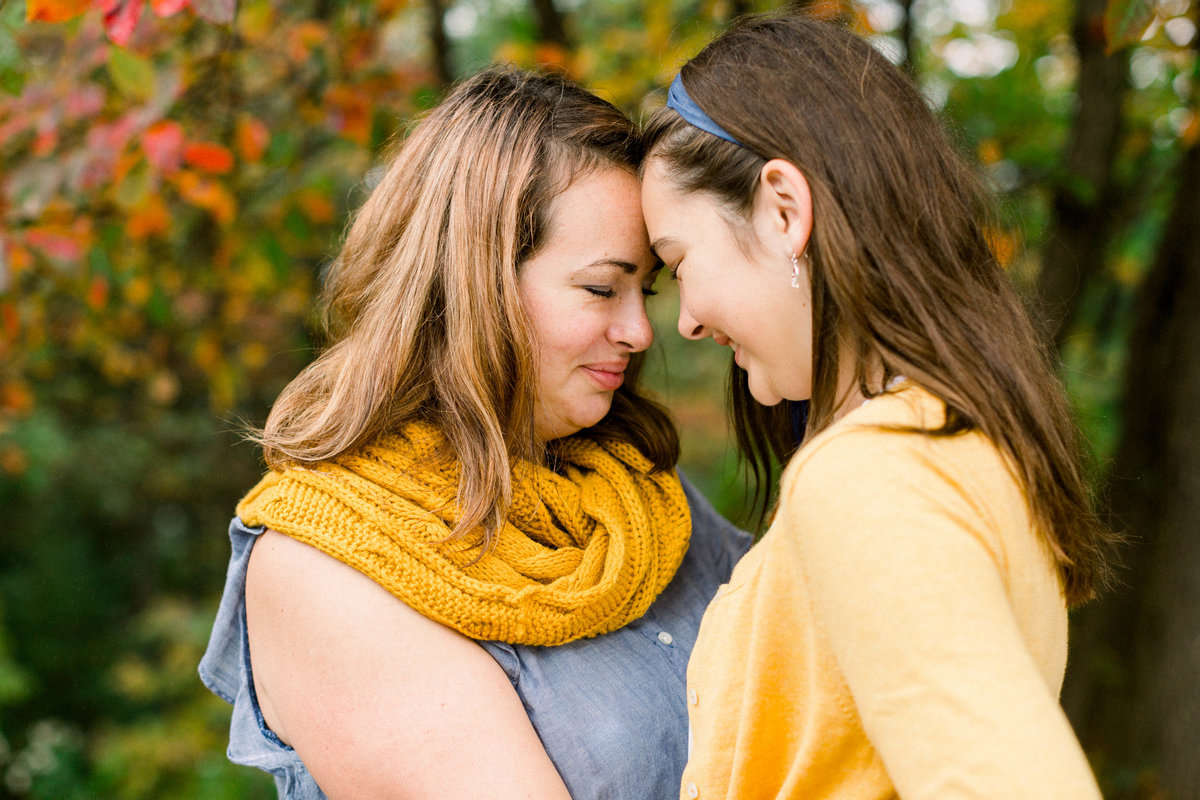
244 529 571 799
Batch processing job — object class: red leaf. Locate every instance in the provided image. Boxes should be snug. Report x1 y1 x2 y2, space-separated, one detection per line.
104 0 145 47
26 229 84 262
141 120 185 173
150 0 190 17
24 0 91 23
63 86 106 120
183 141 235 173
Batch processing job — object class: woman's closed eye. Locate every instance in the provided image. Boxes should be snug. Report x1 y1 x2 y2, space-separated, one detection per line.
584 286 617 298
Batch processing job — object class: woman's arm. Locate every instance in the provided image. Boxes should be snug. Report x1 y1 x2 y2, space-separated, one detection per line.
245 529 572 800
783 432 1102 800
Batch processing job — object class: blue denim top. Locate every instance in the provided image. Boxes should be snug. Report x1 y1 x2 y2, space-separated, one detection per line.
198 474 750 799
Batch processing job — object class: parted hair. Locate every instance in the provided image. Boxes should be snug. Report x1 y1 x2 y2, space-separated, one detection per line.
642 15 1112 605
257 67 678 549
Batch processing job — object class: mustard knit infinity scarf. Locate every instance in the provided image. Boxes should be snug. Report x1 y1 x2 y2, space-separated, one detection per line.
236 420 691 646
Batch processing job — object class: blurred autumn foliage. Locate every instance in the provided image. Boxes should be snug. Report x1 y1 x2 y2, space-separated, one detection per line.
0 1 439 795
1 0 1198 797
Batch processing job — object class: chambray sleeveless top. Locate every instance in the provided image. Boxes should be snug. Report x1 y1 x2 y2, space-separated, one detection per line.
198 474 750 799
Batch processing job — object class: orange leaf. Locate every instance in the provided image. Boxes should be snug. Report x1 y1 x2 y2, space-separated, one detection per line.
296 188 335 224
235 116 270 163
8 245 32 273
1 381 34 414
324 86 371 145
128 196 170 240
32 128 59 157
977 139 1002 165
1 302 19 342
534 43 573 74
183 141 235 173
25 0 91 23
87 276 110 310
0 445 28 476
175 170 236 224
1182 113 1200 147
986 227 1019 268
287 21 329 64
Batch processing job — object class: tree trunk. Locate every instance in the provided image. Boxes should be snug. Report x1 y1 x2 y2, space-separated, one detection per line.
426 0 452 87
898 0 918 79
1033 0 1129 347
530 0 569 49
728 0 753 21
1063 139 1200 799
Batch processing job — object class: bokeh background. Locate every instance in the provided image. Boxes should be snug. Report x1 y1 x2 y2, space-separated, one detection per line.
2 0 1197 796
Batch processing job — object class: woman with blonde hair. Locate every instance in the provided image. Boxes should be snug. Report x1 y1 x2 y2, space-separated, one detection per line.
200 66 748 799
639 15 1113 799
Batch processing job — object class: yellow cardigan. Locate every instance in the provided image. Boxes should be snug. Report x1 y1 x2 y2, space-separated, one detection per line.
681 386 1102 800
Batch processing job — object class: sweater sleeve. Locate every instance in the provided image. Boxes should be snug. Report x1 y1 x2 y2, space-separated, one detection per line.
780 426 1102 800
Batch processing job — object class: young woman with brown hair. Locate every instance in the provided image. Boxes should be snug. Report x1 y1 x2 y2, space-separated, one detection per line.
639 15 1113 800
199 67 749 799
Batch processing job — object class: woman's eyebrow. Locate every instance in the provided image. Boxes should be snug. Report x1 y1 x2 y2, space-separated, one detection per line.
649 237 677 258
572 259 641 276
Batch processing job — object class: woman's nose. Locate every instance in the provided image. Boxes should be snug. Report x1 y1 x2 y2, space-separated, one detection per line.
677 301 706 341
614 300 654 352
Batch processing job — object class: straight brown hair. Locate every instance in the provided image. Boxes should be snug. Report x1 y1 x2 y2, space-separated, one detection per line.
643 15 1113 605
255 67 678 550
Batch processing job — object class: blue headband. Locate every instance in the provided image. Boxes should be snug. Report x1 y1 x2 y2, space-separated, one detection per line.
666 73 745 148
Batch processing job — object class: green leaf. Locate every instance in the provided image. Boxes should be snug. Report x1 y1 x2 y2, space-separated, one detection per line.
0 67 25 95
1104 0 1156 54
0 10 24 94
115 160 151 210
107 46 155 101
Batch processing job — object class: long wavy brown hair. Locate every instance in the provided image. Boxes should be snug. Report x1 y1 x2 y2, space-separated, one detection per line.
642 15 1113 605
256 67 678 549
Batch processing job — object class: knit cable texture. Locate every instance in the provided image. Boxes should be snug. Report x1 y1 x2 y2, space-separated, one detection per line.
235 420 692 645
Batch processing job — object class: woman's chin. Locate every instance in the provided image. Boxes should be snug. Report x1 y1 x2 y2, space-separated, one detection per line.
748 387 785 407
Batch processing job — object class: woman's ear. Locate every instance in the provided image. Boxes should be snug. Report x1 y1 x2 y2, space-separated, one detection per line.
754 159 813 255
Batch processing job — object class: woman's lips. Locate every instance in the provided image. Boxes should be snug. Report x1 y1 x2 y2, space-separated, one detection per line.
583 363 626 391
712 333 743 367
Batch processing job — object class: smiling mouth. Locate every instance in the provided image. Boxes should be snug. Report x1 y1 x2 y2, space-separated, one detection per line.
583 364 626 391
711 334 742 365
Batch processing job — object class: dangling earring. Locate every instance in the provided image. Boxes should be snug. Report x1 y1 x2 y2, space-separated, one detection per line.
790 252 804 289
